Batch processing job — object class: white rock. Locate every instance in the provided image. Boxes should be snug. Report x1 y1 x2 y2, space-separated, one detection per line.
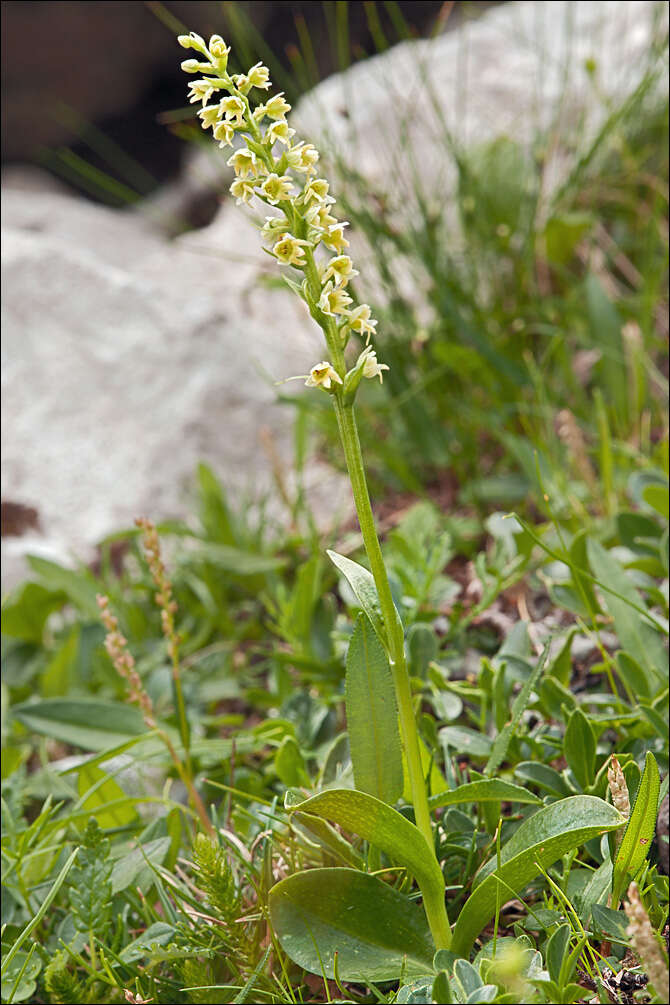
2 0 665 589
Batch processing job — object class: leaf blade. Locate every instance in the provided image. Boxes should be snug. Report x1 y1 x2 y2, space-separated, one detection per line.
345 614 403 803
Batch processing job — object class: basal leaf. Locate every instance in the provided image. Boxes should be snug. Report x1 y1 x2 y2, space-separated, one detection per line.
285 787 450 948
345 614 403 803
450 796 624 956
268 867 434 981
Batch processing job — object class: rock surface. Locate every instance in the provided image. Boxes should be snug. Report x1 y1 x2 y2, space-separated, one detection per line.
1 0 666 588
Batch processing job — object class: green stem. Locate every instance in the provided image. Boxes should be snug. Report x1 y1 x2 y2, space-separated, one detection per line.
332 399 434 850
333 397 450 949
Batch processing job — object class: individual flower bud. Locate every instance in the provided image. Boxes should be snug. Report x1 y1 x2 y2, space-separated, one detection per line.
262 93 291 120
272 233 311 266
208 35 230 66
220 95 246 125
247 62 271 90
181 59 202 73
318 281 353 317
305 361 343 391
213 119 235 146
259 173 294 205
303 178 331 205
321 255 358 287
178 32 209 55
230 178 256 205
345 303 377 343
266 119 295 146
226 148 259 179
322 222 350 252
198 104 223 130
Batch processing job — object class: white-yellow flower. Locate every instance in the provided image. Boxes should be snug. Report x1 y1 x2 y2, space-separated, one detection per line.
286 142 319 174
319 281 353 317
247 62 271 89
305 362 343 390
198 104 223 130
188 79 217 105
272 233 311 266
321 255 358 287
181 59 203 74
360 348 389 383
259 173 294 205
226 148 259 178
213 120 235 147
230 178 255 205
256 93 291 121
304 202 337 230
322 222 350 253
303 178 331 205
346 304 377 343
220 96 246 126
266 119 295 147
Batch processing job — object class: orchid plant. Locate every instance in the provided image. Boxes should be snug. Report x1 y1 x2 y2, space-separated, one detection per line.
177 32 631 984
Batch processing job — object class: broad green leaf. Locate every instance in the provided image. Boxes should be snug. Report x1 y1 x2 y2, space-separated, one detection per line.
12 698 148 750
286 788 441 897
26 556 101 618
545 924 570 983
612 751 660 904
41 629 78 698
515 762 571 797
110 836 171 894
327 549 401 649
285 788 450 947
642 482 669 518
485 641 549 777
268 867 434 981
181 542 285 576
428 780 541 810
450 796 624 956
77 762 138 830
274 736 310 788
563 708 596 790
615 652 651 701
1 582 66 643
440 726 492 760
587 539 666 682
345 614 402 803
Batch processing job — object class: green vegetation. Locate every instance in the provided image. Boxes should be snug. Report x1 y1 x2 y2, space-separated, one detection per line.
2 6 668 1004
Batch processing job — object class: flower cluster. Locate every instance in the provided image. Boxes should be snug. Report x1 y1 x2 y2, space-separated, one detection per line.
179 32 388 395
